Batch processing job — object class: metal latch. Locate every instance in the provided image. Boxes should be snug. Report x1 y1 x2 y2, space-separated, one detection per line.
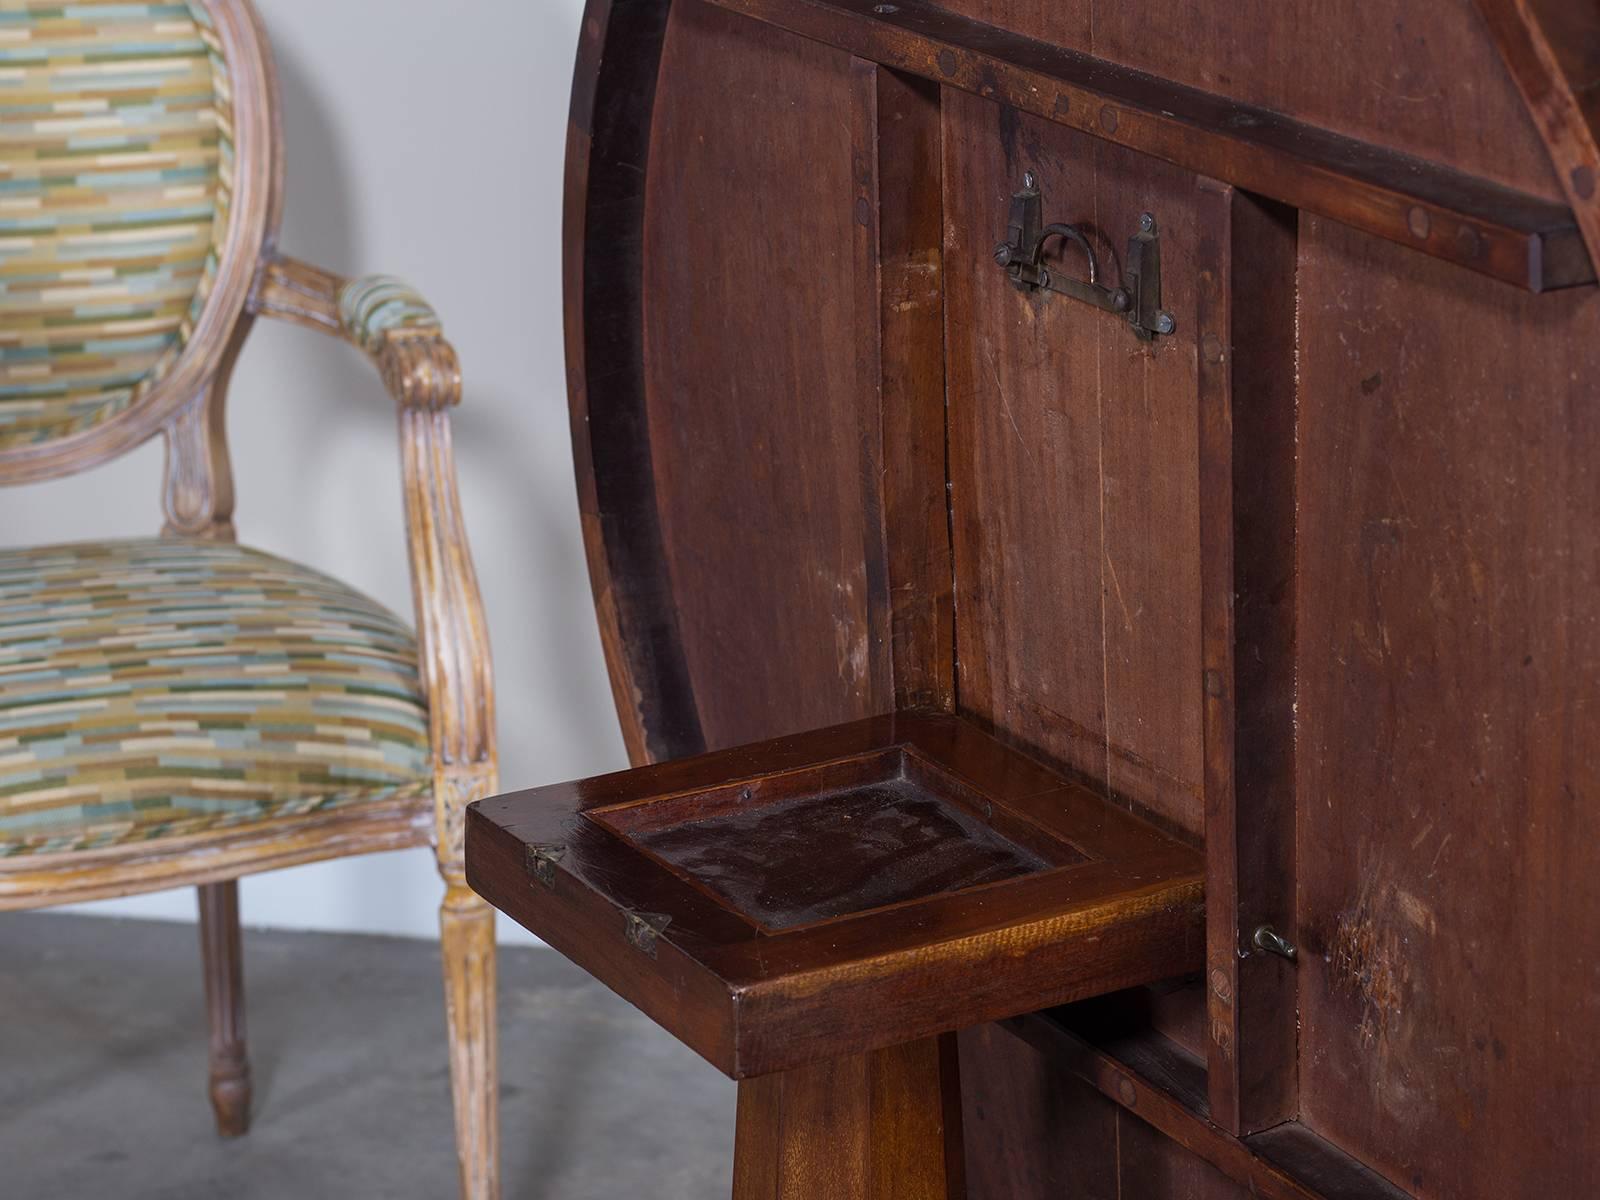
1252 924 1298 962
993 172 1176 342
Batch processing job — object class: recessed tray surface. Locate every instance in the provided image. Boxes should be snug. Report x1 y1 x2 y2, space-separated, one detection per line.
466 712 1204 1079
601 748 1084 930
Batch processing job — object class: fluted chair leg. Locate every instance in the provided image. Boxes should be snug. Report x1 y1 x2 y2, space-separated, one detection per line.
197 879 251 1137
440 881 499 1200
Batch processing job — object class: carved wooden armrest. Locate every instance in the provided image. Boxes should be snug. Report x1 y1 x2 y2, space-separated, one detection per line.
253 256 461 404
252 254 495 876
337 274 464 409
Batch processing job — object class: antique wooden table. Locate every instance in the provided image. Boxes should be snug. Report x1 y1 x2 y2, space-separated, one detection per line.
470 713 1203 1194
471 0 1600 1196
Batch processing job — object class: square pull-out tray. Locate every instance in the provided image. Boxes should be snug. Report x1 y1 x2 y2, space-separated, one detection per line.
466 712 1203 1079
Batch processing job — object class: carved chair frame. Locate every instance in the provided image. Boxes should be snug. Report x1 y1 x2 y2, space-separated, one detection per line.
0 4 499 1196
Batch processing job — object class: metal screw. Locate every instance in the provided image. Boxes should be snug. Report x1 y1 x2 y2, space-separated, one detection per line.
1252 924 1298 962
1023 170 1037 189
1155 311 1176 336
873 3 898 12
993 243 1013 266
1140 212 1156 233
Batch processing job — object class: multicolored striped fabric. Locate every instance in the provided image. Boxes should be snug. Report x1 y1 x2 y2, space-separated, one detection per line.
0 538 432 857
337 274 442 352
0 1 233 449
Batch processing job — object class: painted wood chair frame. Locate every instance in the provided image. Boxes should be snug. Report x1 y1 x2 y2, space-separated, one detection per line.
0 3 498 1197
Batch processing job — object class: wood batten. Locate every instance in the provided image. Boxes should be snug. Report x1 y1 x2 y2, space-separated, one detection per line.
1195 184 1300 1135
849 62 955 714
1475 0 1600 273
703 0 1594 292
1006 1010 1416 1200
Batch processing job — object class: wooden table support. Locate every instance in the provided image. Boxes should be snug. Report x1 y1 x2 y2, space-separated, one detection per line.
734 1035 964 1200
467 713 1203 1196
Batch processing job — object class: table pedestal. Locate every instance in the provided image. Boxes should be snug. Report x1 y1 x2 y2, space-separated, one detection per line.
467 714 1204 1198
733 1035 964 1200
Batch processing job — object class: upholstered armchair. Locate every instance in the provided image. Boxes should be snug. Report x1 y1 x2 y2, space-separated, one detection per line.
0 3 498 1196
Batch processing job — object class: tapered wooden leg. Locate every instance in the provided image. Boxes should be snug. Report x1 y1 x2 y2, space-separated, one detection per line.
197 879 251 1138
440 881 499 1200
733 1034 965 1200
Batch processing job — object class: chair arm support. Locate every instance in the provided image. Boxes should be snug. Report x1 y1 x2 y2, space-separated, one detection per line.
254 254 465 410
251 254 495 874
250 254 345 338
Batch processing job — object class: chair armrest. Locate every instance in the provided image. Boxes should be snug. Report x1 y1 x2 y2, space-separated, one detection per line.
338 275 444 350
251 254 495 872
252 255 462 407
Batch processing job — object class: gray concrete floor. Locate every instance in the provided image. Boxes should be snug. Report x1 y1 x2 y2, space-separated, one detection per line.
0 913 735 1199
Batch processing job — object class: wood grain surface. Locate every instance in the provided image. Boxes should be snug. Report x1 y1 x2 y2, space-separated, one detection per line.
555 0 1600 1195
1295 214 1600 1198
936 0 1561 202
643 2 887 750
943 90 1207 838
705 0 1591 291
733 1036 964 1200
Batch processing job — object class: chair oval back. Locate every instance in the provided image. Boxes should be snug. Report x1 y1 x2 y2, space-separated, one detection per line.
0 0 281 483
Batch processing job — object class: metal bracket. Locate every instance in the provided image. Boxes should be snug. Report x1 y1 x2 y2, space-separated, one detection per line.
525 842 567 889
993 172 1176 342
624 910 672 957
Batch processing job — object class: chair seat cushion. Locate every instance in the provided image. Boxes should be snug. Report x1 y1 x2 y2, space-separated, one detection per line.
0 538 432 857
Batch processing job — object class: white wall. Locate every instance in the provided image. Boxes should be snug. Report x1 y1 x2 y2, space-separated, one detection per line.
9 0 625 942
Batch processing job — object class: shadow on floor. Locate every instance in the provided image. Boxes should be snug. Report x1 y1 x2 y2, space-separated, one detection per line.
0 913 735 1199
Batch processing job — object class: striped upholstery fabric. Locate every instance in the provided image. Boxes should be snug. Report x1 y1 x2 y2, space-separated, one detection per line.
0 1 233 449
338 274 442 352
0 538 432 857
